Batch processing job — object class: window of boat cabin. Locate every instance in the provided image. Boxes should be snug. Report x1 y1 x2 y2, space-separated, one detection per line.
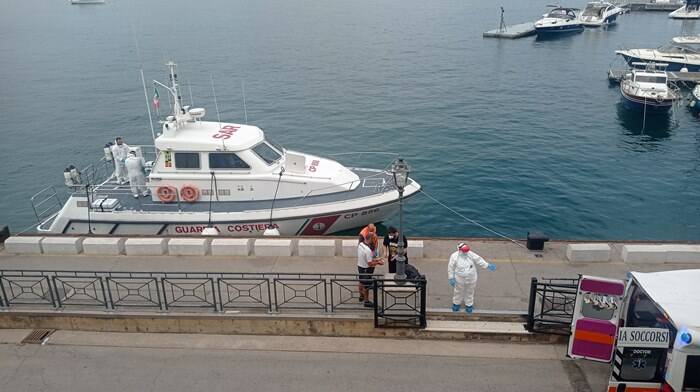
174 152 200 169
209 153 250 170
252 142 282 165
635 75 666 84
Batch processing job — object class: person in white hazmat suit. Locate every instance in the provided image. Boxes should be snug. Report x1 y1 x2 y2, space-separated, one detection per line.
124 151 149 198
447 242 497 313
111 137 131 184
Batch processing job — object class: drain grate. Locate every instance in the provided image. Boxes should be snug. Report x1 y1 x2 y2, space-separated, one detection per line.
21 329 55 344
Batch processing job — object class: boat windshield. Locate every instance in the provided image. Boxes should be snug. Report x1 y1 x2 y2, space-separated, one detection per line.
659 44 700 54
635 75 667 84
252 141 282 165
582 5 606 16
547 8 576 19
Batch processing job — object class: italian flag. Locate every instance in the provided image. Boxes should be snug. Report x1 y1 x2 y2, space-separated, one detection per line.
152 87 160 109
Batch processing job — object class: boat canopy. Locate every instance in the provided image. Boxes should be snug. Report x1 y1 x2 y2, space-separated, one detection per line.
630 270 700 329
155 122 266 152
658 43 700 55
547 7 579 19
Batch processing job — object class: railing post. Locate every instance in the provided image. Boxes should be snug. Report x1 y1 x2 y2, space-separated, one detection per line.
526 277 538 332
373 279 380 328
419 279 427 328
0 276 7 308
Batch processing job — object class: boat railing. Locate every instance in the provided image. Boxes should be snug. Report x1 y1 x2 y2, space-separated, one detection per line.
71 145 159 188
30 186 64 224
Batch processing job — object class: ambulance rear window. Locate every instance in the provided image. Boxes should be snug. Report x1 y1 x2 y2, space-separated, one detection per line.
685 355 700 389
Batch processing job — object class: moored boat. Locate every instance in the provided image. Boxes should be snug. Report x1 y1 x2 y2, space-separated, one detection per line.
669 0 700 19
534 7 584 36
580 1 623 27
616 36 700 72
31 62 421 236
619 63 681 113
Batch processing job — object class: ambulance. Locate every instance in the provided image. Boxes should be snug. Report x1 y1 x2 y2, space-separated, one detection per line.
567 269 699 392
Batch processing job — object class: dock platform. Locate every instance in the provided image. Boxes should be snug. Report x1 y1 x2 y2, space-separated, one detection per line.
608 68 700 84
629 1 682 11
483 23 535 39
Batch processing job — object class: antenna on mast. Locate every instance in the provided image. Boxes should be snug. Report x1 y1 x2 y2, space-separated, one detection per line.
210 73 222 128
140 69 157 142
242 81 248 124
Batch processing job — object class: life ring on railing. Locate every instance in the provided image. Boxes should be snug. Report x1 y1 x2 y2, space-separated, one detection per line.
180 185 200 202
156 186 177 203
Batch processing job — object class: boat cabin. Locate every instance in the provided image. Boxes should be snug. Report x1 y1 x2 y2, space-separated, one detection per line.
148 107 359 203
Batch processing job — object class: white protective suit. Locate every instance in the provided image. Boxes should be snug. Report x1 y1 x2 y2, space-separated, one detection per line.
447 250 490 307
124 154 148 197
111 142 131 183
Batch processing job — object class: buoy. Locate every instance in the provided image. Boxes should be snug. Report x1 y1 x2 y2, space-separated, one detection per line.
156 186 177 203
180 185 200 202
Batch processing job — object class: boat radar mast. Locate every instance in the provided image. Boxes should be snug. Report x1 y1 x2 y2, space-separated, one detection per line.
153 61 193 137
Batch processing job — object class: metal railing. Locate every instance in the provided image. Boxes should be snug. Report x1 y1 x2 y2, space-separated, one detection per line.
526 277 580 335
374 278 427 328
0 270 391 314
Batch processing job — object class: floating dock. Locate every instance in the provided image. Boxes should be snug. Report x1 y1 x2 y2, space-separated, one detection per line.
483 23 536 39
608 68 700 84
629 1 682 11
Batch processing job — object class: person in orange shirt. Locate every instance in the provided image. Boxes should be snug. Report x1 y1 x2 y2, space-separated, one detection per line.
359 224 380 258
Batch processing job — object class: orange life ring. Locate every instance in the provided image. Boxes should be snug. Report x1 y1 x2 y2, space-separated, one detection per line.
156 186 177 203
180 185 200 202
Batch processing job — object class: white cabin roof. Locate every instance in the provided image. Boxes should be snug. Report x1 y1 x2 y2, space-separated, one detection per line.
155 120 264 152
631 269 700 329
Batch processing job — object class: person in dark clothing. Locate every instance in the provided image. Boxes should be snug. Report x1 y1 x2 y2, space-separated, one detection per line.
382 226 408 274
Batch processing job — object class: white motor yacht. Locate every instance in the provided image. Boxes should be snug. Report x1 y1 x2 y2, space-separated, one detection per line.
534 7 584 36
669 0 700 19
31 62 421 236
616 36 700 71
580 1 623 26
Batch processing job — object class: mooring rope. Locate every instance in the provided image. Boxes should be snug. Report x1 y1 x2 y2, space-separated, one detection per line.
418 188 526 248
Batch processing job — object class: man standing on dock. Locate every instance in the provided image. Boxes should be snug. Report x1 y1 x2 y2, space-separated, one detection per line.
447 242 497 313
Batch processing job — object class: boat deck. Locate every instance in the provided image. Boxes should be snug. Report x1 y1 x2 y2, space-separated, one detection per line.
608 69 700 84
85 168 401 214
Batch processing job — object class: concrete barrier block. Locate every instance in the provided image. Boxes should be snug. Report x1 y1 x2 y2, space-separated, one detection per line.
41 237 84 255
664 245 700 263
407 240 424 259
168 238 210 256
621 245 667 263
566 243 611 263
210 238 252 256
82 237 126 256
342 240 358 257
254 239 293 257
4 236 44 254
298 239 336 257
125 238 169 256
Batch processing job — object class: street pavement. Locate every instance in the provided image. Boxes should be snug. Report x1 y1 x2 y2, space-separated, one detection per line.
0 244 697 311
0 329 610 392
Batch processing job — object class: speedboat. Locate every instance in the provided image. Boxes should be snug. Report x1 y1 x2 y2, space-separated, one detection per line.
534 7 584 36
616 36 700 71
580 1 623 26
669 0 700 18
31 62 421 236
620 63 681 113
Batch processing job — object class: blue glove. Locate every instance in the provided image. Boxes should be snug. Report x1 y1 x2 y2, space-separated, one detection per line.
487 263 497 271
448 278 456 287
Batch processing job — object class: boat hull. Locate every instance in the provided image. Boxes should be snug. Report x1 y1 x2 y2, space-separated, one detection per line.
581 12 620 27
37 181 421 237
618 53 700 72
535 23 584 35
620 89 674 113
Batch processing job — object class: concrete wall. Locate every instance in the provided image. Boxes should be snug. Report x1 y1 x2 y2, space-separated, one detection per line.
0 310 558 343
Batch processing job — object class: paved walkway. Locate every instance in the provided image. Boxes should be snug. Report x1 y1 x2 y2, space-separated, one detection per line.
0 239 697 311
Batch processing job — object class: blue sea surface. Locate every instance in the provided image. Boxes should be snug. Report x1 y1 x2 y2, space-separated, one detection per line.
0 0 698 240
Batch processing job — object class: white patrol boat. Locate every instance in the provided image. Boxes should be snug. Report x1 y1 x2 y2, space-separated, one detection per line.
32 62 421 236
